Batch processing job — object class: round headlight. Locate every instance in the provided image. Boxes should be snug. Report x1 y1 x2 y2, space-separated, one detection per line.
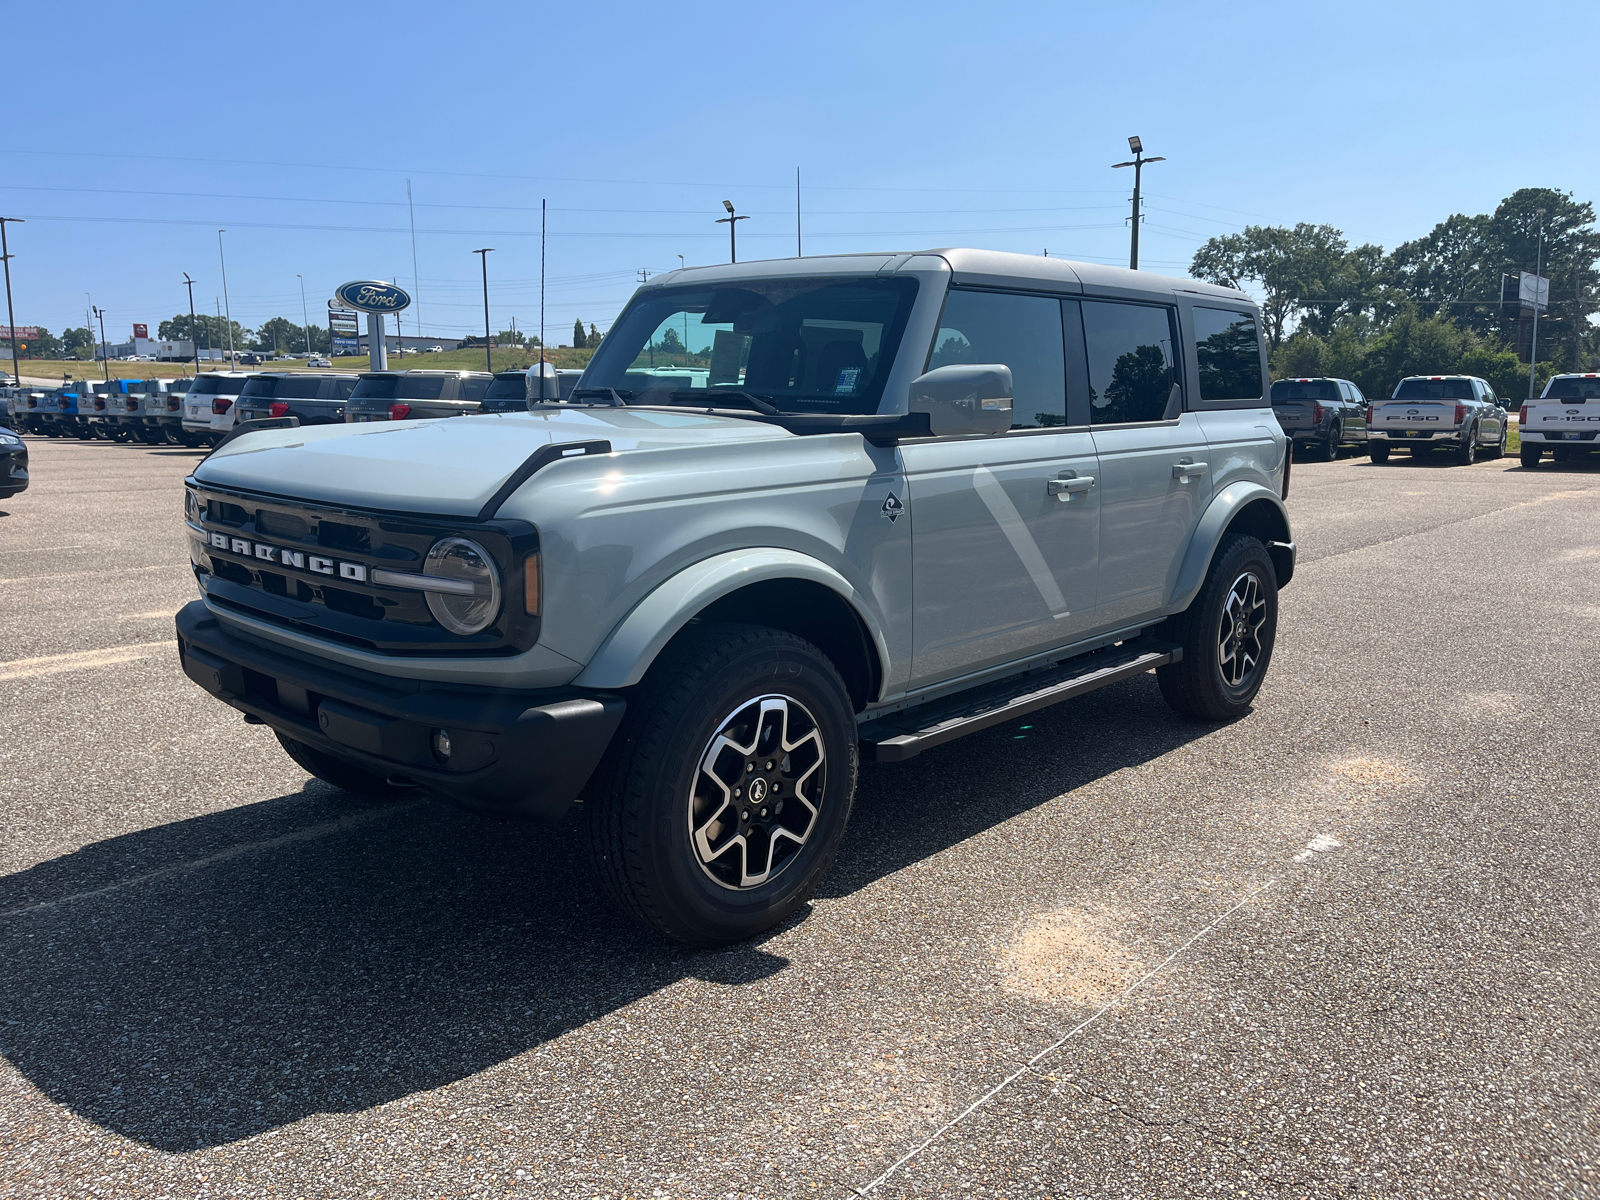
423 537 502 635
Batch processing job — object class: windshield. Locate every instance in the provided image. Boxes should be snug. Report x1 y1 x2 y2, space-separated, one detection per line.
1395 378 1475 400
583 276 920 415
1271 380 1339 402
395 376 448 400
1545 377 1600 400
351 376 399 400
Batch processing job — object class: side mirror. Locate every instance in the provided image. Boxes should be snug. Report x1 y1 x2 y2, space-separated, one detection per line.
907 364 1012 437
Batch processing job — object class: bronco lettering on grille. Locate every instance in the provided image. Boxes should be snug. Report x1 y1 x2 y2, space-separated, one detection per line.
207 532 366 581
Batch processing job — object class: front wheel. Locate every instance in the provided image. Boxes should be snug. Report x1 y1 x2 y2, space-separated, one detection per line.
1370 442 1391 463
1157 535 1279 721
587 623 858 946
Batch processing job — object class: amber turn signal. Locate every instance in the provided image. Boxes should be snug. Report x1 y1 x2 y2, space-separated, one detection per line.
523 552 540 616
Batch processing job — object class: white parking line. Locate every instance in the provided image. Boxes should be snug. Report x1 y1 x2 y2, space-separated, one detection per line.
847 879 1274 1197
0 801 424 919
0 640 175 681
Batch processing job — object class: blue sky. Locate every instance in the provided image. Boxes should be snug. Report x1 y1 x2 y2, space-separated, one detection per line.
4 0 1596 345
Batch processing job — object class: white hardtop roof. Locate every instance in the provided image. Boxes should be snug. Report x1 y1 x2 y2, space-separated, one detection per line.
641 247 1250 303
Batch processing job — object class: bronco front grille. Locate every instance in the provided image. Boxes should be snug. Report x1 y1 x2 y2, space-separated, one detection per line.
185 482 539 655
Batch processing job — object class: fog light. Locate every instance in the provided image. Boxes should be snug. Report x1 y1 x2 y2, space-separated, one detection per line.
431 728 452 760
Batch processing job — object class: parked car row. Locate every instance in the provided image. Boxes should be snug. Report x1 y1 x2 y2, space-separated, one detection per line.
3 365 584 448
1272 374 1512 466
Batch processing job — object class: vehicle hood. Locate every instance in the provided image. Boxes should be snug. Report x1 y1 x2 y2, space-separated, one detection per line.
191 406 794 516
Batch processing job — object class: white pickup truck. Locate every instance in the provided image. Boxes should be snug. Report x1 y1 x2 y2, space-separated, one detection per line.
1366 375 1508 465
1519 373 1600 467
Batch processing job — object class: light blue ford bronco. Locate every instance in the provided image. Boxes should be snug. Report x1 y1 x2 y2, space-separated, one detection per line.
177 249 1294 945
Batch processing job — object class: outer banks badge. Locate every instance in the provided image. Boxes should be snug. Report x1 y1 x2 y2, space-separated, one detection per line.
880 492 905 523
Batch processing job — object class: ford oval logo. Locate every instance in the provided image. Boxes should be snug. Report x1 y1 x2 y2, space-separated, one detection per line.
335 280 412 313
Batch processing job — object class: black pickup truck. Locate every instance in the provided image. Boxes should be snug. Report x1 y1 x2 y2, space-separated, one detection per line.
1270 377 1369 460
343 370 494 422
233 373 360 426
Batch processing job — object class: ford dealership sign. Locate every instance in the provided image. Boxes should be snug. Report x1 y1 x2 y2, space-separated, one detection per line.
335 280 412 313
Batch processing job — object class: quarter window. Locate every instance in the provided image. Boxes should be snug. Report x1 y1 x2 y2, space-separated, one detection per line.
928 289 1065 428
1082 301 1178 424
1193 306 1263 402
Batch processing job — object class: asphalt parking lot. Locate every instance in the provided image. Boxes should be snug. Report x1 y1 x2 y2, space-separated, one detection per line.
1 437 1596 1199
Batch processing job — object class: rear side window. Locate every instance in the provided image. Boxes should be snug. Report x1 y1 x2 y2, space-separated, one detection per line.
1272 380 1340 402
1082 301 1178 424
1395 378 1475 400
929 289 1065 429
1193 307 1263 402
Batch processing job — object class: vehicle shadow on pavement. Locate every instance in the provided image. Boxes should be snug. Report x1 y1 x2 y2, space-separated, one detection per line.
0 676 1208 1151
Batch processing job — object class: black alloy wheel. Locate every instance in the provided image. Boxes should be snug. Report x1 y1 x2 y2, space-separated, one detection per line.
1157 534 1279 721
588 622 858 946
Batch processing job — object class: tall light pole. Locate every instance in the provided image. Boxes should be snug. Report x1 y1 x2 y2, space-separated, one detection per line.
0 216 23 389
183 273 199 370
297 274 312 358
92 304 109 382
1529 208 1547 401
1111 135 1165 271
473 248 494 373
217 230 234 363
716 200 748 264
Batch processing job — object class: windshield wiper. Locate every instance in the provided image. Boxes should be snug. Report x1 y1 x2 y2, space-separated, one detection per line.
666 389 780 415
566 387 632 407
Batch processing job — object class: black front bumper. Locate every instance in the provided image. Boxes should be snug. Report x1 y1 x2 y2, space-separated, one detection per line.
176 601 625 821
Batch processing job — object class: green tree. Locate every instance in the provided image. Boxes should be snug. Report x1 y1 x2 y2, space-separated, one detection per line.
587 323 603 348
157 313 251 355
60 327 95 358
573 318 587 348
1191 223 1368 351
497 328 528 346
252 316 308 355
659 327 684 354
14 326 60 358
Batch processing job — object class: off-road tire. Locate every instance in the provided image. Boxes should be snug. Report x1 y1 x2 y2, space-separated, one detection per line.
1455 425 1478 465
1156 534 1279 722
276 732 402 796
1520 445 1542 468
1370 442 1391 463
587 622 858 947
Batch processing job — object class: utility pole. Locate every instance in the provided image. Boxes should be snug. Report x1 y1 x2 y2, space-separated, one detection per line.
92 305 109 382
1111 136 1165 271
297 274 312 358
637 268 650 284
796 168 802 257
1576 266 1586 372
183 273 199 369
407 178 422 346
217 230 234 363
0 217 24 389
716 200 748 264
473 248 494 373
1529 209 1546 401
538 199 547 399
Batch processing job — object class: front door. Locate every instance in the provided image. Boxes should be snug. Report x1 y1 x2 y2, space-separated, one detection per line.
904 288 1100 690
1079 298 1208 627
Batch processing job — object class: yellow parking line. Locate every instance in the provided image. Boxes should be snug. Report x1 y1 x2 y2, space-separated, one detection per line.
0 640 175 681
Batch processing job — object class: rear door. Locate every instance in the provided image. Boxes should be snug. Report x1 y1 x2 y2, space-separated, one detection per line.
903 288 1101 689
1084 298 1207 627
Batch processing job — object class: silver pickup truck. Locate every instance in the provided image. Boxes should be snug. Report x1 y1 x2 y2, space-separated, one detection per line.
176 249 1295 945
1367 375 1508 464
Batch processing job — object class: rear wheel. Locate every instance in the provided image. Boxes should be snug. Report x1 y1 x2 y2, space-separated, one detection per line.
587 622 858 946
1157 535 1279 721
1455 426 1478 465
1520 445 1543 468
276 732 403 796
1370 442 1391 463
1315 424 1339 461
